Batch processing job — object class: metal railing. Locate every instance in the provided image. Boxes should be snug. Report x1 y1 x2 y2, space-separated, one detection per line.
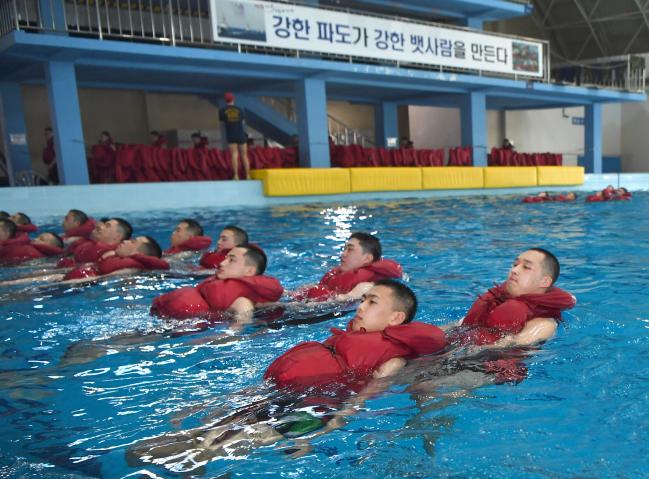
0 0 555 81
260 96 375 146
551 55 646 92
1 0 213 44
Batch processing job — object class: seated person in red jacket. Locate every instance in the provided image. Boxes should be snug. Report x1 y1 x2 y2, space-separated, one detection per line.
446 248 575 349
199 225 248 269
9 212 38 236
0 232 64 264
60 217 132 266
151 244 283 318
128 280 447 466
62 209 96 245
295 232 402 301
150 130 167 148
164 219 212 256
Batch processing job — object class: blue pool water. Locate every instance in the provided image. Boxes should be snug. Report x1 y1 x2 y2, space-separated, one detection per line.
0 192 648 478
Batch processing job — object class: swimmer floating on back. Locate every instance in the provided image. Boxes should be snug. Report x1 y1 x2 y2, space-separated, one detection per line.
127 279 447 472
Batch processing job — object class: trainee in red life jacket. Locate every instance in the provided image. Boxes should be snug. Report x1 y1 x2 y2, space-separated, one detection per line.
522 196 548 203
264 321 447 390
0 242 64 264
63 219 96 240
164 236 212 255
199 248 230 269
301 259 403 300
64 254 170 280
448 283 576 346
150 275 283 319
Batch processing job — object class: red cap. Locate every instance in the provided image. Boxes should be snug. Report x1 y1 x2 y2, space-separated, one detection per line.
224 92 235 103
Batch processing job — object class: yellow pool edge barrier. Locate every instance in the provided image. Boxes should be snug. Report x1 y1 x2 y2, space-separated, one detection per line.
251 166 585 196
350 167 422 192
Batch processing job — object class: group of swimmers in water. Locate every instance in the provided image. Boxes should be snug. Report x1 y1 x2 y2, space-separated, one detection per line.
522 185 632 203
0 207 578 468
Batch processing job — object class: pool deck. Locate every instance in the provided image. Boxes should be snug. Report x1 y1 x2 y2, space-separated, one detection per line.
1 173 647 217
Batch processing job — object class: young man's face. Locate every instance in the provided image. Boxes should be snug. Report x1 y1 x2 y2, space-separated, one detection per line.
62 212 81 232
217 229 237 251
340 238 373 272
0 227 10 242
217 247 256 279
351 285 405 333
95 219 124 244
115 236 148 257
170 222 193 247
505 250 552 297
9 214 26 225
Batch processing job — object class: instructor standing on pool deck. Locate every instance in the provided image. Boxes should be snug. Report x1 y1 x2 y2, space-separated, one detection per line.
219 92 250 180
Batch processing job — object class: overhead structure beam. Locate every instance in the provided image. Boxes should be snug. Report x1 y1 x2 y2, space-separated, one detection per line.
572 0 609 59
624 0 649 54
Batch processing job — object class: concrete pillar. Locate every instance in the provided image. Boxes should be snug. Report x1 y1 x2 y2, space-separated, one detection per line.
294 77 329 168
45 61 89 184
374 101 398 148
460 91 487 166
0 83 32 185
584 103 602 174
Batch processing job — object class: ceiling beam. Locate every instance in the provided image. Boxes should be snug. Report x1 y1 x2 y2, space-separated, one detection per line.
625 0 649 54
572 0 608 59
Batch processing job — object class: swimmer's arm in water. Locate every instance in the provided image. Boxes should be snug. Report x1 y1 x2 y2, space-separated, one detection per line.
481 317 557 350
0 273 67 286
334 282 374 301
48 268 141 286
373 357 407 378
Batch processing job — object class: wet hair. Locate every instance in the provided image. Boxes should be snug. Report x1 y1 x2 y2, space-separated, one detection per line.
530 247 560 285
374 278 418 324
0 211 9 218
101 131 111 138
240 244 267 275
68 209 88 225
111 217 133 240
350 232 382 261
618 187 629 194
0 219 17 239
191 132 201 139
139 236 162 258
44 232 64 249
13 212 31 225
179 218 204 237
223 225 249 245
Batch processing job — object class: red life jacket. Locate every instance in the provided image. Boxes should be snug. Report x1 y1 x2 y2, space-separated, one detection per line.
264 321 447 389
0 236 30 249
73 240 119 264
150 275 283 319
586 194 604 202
63 219 96 240
550 194 574 202
199 248 230 269
64 254 169 280
16 223 38 235
522 196 547 203
164 236 212 255
450 283 576 345
302 259 403 300
0 242 63 263
43 138 55 165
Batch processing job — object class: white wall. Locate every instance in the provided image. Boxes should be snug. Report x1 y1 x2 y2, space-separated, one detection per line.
506 104 621 161
409 106 512 155
621 101 649 172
